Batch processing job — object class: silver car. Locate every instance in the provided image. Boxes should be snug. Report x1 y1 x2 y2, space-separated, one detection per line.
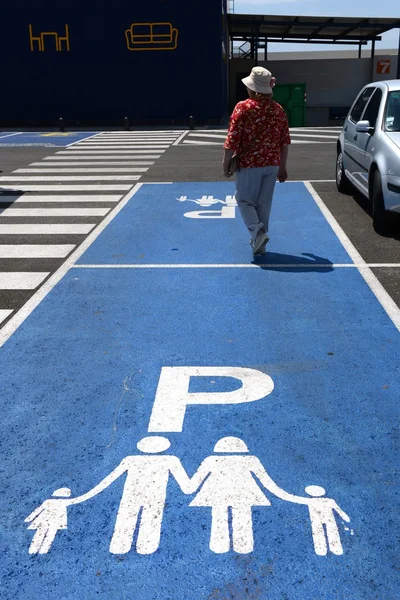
336 80 400 231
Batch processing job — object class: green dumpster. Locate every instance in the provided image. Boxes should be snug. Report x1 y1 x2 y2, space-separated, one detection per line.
273 83 306 127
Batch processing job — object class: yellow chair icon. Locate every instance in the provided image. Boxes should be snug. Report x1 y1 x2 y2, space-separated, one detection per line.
125 22 178 51
29 24 70 52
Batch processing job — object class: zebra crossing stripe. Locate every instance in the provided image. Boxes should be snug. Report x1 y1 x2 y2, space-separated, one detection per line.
0 208 110 217
0 185 133 191
97 131 185 134
0 272 49 290
0 245 76 258
54 151 164 155
0 195 122 203
48 155 162 159
68 146 169 150
94 139 177 142
178 126 342 146
0 224 96 234
13 168 149 173
0 176 141 182
29 162 155 166
97 132 180 134
95 136 178 139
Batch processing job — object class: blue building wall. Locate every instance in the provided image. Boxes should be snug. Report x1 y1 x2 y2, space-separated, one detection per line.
1 0 228 124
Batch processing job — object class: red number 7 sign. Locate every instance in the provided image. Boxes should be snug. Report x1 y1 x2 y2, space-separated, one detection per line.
377 60 391 75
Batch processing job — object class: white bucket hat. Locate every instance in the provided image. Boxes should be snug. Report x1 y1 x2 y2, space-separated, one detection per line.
242 67 273 95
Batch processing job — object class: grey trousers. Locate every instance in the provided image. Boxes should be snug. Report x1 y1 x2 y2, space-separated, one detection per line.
235 166 279 243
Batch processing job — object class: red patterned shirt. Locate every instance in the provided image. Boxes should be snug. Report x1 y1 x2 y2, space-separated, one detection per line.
224 97 291 168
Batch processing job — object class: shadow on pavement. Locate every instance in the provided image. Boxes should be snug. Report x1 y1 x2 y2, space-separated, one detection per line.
252 252 335 273
350 189 400 241
0 189 25 207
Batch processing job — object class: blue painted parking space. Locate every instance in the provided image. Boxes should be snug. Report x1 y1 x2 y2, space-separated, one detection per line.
78 182 352 265
0 131 98 146
1 182 399 599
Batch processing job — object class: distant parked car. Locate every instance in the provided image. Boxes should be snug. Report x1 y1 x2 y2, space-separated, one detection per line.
336 80 400 231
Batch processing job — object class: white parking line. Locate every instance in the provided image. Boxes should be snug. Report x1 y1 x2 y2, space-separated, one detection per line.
0 309 13 324
71 263 400 269
172 131 190 146
305 181 400 332
288 180 336 183
0 132 23 139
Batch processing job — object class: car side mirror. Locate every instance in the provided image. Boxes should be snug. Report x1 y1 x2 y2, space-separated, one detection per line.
356 120 374 133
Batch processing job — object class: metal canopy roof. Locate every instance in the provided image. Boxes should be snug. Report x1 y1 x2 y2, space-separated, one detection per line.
228 14 400 44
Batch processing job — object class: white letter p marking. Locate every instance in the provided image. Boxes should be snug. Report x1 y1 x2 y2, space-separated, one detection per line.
148 366 274 432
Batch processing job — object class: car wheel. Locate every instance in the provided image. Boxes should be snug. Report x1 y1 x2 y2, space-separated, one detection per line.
336 150 352 194
372 170 390 232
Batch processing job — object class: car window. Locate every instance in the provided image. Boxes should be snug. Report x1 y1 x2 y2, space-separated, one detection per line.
362 89 383 129
385 91 400 132
349 88 375 123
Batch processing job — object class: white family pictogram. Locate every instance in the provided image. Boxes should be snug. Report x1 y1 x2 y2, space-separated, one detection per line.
25 436 350 556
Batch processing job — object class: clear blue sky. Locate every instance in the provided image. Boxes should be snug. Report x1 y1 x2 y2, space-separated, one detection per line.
234 0 400 52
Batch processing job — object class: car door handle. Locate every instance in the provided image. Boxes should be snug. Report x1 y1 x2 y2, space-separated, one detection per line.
344 126 348 132
354 135 358 141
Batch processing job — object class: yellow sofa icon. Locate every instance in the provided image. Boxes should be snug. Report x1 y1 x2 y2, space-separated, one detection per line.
125 22 178 51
